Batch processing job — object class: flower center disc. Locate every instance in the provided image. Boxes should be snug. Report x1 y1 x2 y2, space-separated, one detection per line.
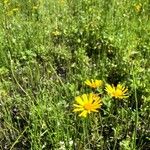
84 103 92 110
114 89 122 96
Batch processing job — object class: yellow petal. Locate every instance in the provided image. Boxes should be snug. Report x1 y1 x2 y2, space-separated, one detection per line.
91 109 99 112
75 96 84 105
73 104 83 108
92 102 101 107
73 108 84 112
79 110 88 117
117 84 122 89
92 94 100 102
105 84 113 91
82 94 88 103
95 80 102 86
89 93 94 103
85 80 91 86
123 88 128 93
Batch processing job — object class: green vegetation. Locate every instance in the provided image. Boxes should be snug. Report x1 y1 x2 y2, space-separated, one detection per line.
0 0 150 149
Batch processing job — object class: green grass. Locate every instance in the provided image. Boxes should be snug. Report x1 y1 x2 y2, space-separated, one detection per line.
0 0 150 149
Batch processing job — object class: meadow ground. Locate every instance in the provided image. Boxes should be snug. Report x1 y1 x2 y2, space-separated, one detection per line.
0 0 150 149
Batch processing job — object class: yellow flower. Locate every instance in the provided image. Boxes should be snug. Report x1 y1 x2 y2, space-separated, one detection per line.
105 84 128 99
7 8 19 16
32 6 39 10
134 3 142 13
3 0 9 5
52 30 61 36
59 0 65 4
85 79 103 88
73 93 102 117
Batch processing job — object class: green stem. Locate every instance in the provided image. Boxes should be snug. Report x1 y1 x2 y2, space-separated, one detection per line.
132 62 138 149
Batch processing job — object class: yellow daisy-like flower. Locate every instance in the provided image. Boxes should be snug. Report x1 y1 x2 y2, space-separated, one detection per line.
85 79 103 88
105 84 128 99
73 93 102 117
134 3 142 13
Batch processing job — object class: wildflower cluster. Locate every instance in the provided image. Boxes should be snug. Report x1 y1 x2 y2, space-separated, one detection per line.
73 79 128 117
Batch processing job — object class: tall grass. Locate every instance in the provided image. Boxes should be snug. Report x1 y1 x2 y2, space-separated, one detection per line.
0 0 150 149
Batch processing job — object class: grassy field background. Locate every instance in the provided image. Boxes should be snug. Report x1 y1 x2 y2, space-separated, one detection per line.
0 0 150 149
